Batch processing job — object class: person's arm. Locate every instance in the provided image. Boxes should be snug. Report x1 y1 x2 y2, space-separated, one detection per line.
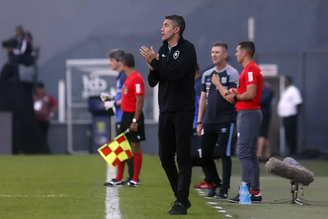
236 70 259 101
198 91 206 123
13 39 27 55
213 68 239 100
148 70 159 88
147 50 161 87
150 43 197 82
133 78 145 121
49 96 58 118
293 87 303 115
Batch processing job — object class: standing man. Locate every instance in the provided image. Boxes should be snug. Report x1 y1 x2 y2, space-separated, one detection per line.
192 64 212 190
277 75 303 156
196 42 239 199
34 82 58 153
140 14 197 215
224 41 263 203
103 49 135 186
257 81 275 161
105 53 146 187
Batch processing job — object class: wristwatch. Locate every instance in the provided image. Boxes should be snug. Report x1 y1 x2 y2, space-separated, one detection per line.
132 118 138 123
234 95 238 102
196 121 202 125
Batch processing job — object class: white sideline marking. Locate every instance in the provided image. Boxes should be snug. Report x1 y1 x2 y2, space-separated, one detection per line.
106 164 121 219
0 194 64 197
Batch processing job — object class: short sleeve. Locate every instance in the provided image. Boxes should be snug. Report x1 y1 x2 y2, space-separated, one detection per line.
133 75 144 95
292 87 303 105
49 96 57 106
228 68 239 89
245 66 259 86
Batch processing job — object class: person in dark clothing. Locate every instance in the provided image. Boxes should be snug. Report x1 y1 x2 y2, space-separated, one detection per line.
8 26 34 81
140 14 197 215
191 64 213 190
257 81 275 161
197 42 239 199
34 82 58 153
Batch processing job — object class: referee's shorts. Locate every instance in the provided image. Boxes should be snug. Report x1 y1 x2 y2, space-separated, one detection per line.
119 111 146 143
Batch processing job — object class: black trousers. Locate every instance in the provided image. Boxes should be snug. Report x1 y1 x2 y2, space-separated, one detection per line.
283 115 298 155
37 121 51 154
201 123 235 189
158 111 194 204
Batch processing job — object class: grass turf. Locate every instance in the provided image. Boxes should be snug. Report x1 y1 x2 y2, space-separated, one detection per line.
0 154 327 219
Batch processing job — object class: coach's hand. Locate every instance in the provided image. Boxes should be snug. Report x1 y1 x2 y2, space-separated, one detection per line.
211 74 221 87
224 88 237 97
130 122 138 132
140 46 156 64
145 53 159 71
196 124 203 137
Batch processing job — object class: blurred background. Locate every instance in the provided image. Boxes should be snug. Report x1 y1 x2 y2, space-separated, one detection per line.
0 0 327 159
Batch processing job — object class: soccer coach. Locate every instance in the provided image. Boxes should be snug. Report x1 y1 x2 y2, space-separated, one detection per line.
224 41 263 203
140 14 197 215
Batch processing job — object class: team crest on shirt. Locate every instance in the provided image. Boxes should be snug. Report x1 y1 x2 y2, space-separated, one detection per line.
221 76 227 84
173 50 180 59
123 86 128 95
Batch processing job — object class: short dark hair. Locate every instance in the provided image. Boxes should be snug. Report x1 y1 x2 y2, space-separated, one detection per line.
165 14 186 36
212 42 228 51
122 53 135 68
108 49 125 61
36 82 45 88
285 75 293 84
238 41 255 57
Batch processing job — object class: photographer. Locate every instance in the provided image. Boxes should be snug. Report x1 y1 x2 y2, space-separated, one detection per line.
2 25 34 81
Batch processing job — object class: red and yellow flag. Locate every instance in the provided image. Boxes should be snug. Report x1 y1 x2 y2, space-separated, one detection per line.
98 133 133 167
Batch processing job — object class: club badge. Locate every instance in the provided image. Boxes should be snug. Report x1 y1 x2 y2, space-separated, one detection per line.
173 50 180 59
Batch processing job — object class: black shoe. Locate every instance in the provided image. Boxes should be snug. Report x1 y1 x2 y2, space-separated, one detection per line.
205 185 220 198
214 188 228 199
167 199 191 214
103 178 124 187
228 194 239 203
168 201 187 215
251 193 262 202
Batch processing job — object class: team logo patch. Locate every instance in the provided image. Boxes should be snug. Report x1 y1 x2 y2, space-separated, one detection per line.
123 86 128 95
221 76 227 84
173 50 180 59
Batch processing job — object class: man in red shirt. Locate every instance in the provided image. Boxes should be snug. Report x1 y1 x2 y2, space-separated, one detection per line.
34 82 58 153
224 41 263 203
105 53 146 188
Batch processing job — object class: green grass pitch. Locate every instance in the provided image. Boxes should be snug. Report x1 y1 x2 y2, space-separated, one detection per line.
0 154 327 219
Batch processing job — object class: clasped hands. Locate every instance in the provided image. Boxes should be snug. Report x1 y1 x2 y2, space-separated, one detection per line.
211 74 237 104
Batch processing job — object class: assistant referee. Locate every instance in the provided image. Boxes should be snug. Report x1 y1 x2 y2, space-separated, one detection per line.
140 14 197 215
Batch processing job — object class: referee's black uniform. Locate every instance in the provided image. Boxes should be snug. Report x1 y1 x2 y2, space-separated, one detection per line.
148 37 197 209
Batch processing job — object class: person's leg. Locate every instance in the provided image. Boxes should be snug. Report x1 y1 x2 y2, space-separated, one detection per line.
218 123 235 193
283 116 293 156
264 138 271 159
201 123 221 197
129 112 146 186
174 111 194 206
257 137 265 158
238 110 262 189
158 112 178 197
249 110 262 197
289 115 298 155
117 122 134 181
